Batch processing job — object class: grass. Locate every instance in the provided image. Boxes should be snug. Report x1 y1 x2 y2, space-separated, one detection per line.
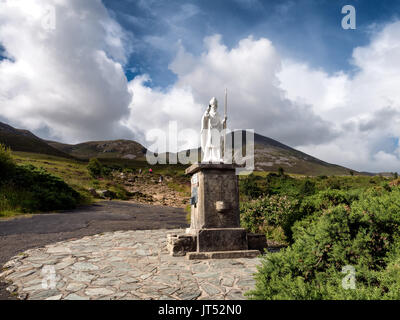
167 181 190 196
12 152 91 186
1 151 192 218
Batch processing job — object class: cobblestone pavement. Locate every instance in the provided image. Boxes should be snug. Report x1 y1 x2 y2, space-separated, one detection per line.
0 229 262 300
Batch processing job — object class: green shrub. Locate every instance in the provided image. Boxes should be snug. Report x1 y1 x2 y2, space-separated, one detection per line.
264 173 302 197
240 195 299 243
108 183 132 200
248 187 400 300
298 189 360 219
87 158 103 178
1 146 82 215
240 174 262 199
0 144 15 181
300 179 316 196
0 164 81 215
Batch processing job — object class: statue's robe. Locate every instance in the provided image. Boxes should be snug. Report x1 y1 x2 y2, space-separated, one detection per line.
201 108 223 162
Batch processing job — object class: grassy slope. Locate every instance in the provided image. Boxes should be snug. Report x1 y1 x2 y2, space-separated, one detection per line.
7 152 190 214
12 152 94 191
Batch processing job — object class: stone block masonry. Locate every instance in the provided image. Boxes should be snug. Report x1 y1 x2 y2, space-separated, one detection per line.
167 163 267 259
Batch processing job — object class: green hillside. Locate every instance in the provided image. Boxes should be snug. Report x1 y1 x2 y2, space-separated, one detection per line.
0 122 73 159
47 139 147 160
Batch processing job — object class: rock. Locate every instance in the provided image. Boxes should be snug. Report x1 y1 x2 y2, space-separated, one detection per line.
221 276 235 287
65 282 86 292
29 289 61 300
85 288 115 296
201 283 221 296
225 289 245 300
45 294 63 300
6 285 18 293
177 289 202 300
68 272 96 282
88 188 98 198
119 282 143 291
0 268 14 278
167 234 196 256
64 293 89 300
47 246 72 254
97 190 117 199
71 262 99 272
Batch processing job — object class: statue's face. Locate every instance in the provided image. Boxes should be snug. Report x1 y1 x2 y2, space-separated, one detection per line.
209 97 218 110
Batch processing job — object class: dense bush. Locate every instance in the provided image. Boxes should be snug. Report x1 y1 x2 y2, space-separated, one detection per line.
300 179 316 196
87 158 104 178
240 174 263 198
0 144 81 215
240 195 300 243
1 164 81 214
247 186 400 299
240 188 363 245
0 144 15 181
87 158 115 178
263 173 315 198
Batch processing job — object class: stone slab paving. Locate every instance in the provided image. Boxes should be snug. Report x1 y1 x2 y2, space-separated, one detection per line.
0 229 262 300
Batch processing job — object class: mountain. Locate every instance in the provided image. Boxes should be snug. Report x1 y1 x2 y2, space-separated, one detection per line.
251 132 355 175
173 131 357 176
0 122 73 158
47 140 148 160
0 121 358 175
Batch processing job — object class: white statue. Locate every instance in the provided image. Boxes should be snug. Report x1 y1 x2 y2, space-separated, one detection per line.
201 97 227 163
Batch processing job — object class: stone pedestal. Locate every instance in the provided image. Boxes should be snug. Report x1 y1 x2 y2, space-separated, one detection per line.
167 163 267 259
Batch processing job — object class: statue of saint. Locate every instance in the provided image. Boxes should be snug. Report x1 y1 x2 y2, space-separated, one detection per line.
200 97 227 163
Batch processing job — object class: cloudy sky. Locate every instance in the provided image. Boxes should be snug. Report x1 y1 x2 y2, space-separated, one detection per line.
1 0 400 172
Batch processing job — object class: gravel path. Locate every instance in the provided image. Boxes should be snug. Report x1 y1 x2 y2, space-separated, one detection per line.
0 201 188 300
1 229 260 300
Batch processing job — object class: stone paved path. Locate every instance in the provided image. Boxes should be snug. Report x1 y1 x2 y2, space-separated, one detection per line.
0 201 187 300
1 229 261 300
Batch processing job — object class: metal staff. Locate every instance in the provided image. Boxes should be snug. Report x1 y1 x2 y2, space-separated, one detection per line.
223 88 227 161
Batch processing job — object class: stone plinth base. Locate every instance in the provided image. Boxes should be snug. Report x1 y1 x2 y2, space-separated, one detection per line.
187 250 261 260
167 163 268 259
197 228 247 252
167 234 196 257
247 233 268 251
167 231 267 259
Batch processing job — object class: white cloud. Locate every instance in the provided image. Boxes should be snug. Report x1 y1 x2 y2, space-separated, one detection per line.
1 0 400 173
0 0 133 143
125 34 337 152
278 21 400 172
